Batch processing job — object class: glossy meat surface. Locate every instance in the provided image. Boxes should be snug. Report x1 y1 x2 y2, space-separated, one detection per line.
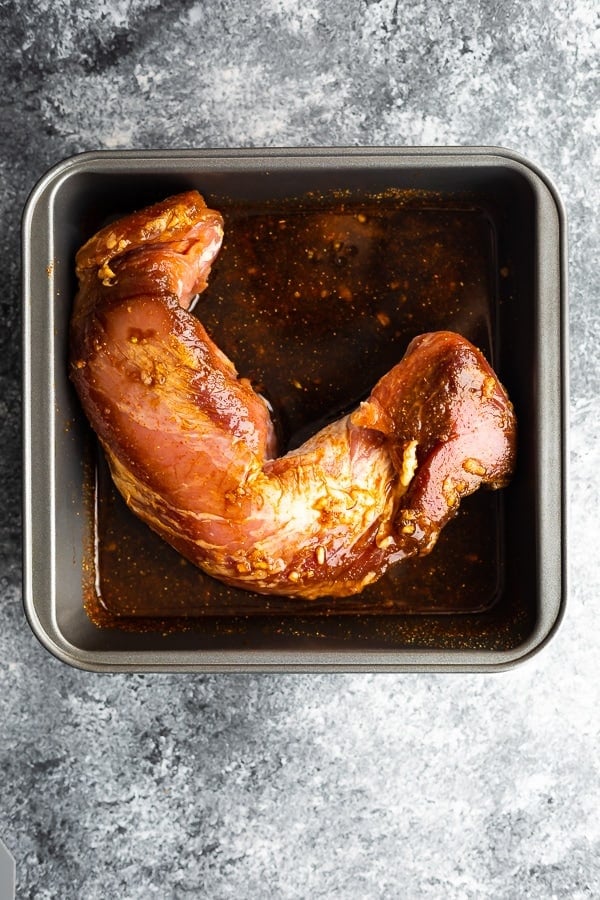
70 191 516 600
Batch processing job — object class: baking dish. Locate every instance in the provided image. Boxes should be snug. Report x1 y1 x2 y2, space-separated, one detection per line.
22 147 567 671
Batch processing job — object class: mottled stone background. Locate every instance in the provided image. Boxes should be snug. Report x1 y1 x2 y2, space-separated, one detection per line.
1 1 599 897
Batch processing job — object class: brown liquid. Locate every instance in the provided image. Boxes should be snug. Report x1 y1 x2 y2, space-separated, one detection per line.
86 193 504 625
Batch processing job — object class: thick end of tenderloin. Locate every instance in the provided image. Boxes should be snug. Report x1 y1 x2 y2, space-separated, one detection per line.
351 330 516 562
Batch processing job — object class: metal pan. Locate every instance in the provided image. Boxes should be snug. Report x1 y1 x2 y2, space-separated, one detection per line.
22 147 567 671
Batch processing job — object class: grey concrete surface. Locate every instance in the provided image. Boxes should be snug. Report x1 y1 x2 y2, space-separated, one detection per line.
1 1 598 897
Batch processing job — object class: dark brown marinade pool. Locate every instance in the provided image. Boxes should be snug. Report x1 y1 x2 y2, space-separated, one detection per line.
85 192 507 625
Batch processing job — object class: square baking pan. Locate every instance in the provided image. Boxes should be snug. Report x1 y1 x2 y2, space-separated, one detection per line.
22 147 567 672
